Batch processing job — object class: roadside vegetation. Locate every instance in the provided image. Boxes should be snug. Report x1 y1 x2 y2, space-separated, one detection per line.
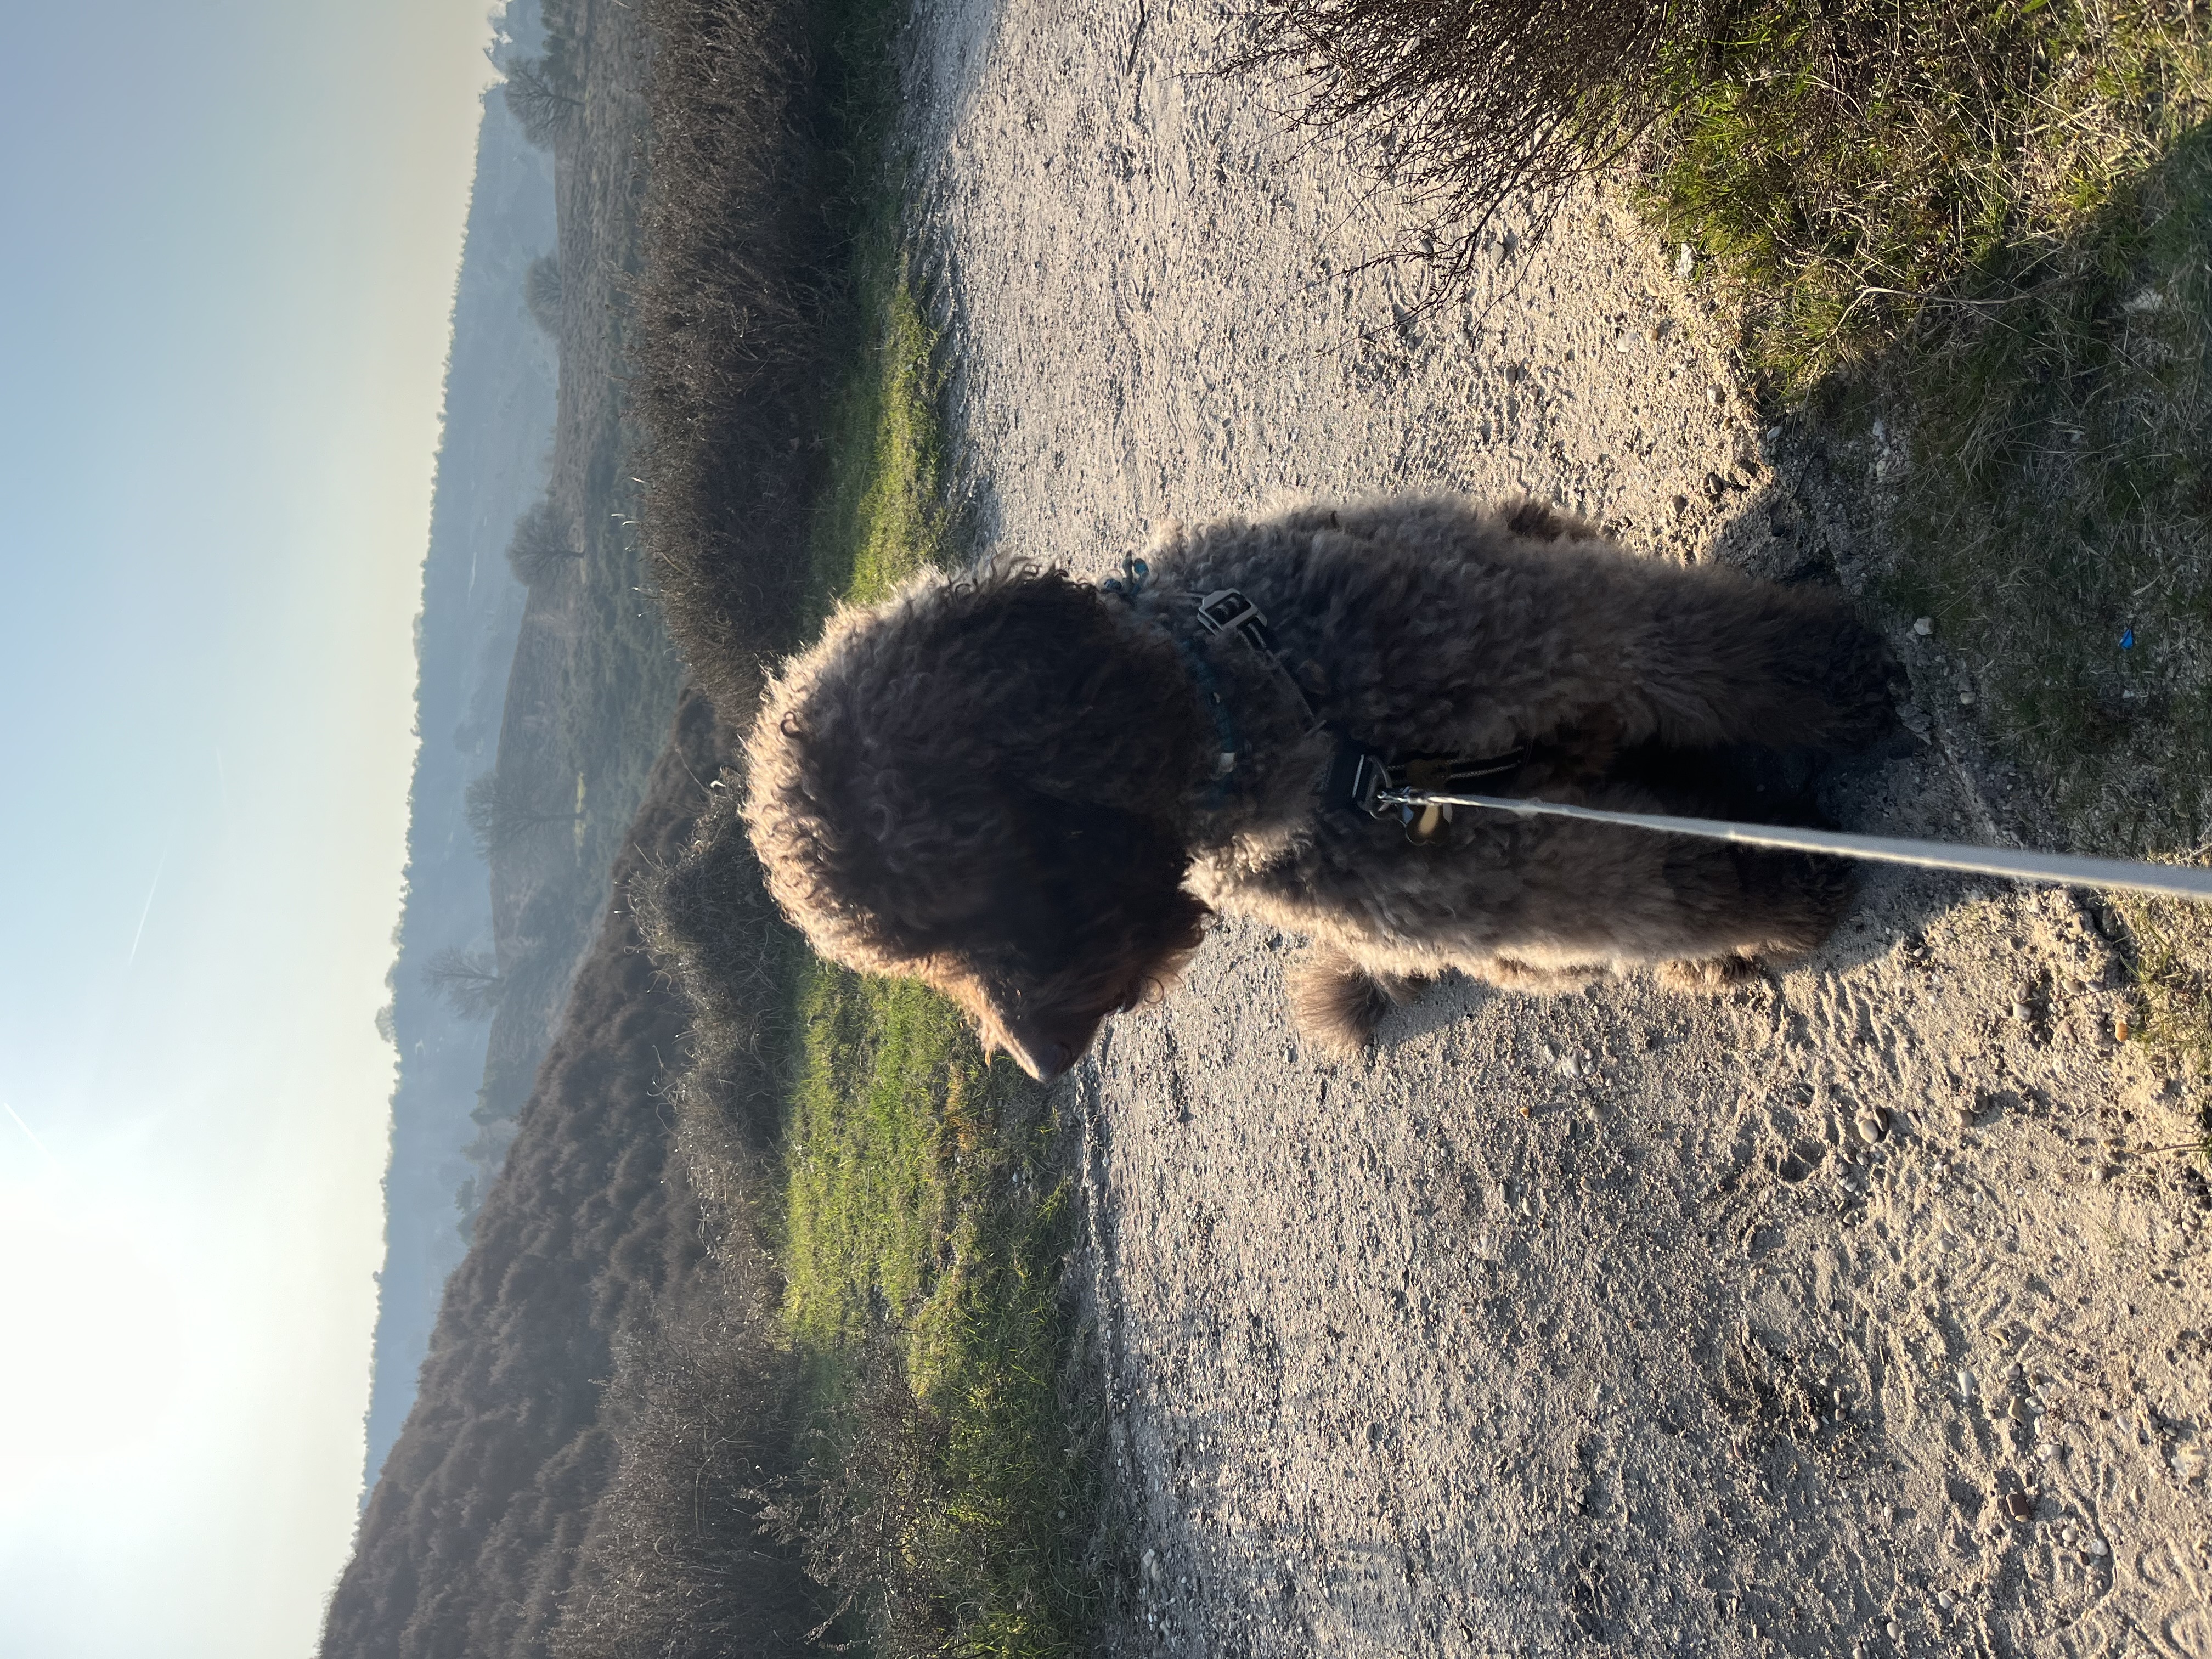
752 183 1102 1653
1251 0 2212 1107
615 0 1109 1654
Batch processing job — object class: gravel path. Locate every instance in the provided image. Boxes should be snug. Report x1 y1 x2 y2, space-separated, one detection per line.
902 3 2212 1653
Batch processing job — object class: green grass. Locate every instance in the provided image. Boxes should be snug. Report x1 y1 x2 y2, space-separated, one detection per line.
808 265 955 611
1637 1 2212 393
773 183 1100 1656
1876 127 2212 859
780 968 1097 1656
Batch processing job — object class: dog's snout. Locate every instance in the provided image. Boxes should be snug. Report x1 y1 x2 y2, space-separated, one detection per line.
987 998 1091 1081
1011 1039 1075 1081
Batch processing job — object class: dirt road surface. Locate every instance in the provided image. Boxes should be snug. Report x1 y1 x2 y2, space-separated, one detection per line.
902 2 2212 1652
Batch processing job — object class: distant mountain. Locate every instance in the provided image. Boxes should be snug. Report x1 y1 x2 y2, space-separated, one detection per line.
364 33 560 1491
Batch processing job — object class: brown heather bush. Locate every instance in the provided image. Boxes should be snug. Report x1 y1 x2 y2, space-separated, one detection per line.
555 1272 850 1659
631 0 837 709
1228 0 1696 283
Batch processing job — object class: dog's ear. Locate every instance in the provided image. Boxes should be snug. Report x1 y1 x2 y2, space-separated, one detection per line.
942 791 1210 1080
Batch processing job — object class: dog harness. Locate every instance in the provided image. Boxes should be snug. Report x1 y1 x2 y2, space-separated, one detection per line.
1102 557 1524 838
1098 564 2212 900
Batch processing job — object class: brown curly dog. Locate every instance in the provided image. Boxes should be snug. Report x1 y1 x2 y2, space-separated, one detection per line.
744 496 1897 1079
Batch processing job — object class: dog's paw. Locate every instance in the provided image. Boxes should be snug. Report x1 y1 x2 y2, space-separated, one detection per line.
1288 951 1418 1054
1656 952 1763 992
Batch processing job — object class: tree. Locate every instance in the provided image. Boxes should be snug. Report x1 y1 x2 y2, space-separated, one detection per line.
423 947 506 1020
464 771 580 856
501 55 579 148
504 496 581 585
523 254 562 336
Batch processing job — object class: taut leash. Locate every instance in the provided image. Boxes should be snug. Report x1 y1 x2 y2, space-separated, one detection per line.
1368 787 2212 902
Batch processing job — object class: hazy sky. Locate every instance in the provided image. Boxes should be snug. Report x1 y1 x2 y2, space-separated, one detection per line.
0 3 500 1655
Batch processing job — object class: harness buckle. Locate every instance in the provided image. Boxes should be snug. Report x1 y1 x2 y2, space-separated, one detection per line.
1195 589 1277 655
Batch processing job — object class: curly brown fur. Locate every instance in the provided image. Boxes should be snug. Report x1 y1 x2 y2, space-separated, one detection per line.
744 496 1897 1075
743 563 1213 1075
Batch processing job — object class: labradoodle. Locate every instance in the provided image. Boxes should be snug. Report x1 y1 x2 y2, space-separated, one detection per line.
743 496 1897 1079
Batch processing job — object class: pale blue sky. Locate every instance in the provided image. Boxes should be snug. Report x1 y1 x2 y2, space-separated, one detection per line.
0 3 500 1655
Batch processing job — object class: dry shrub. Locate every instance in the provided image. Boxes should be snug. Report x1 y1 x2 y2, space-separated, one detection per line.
630 776 801 1167
755 1344 963 1656
555 1271 847 1659
632 0 833 710
1237 1 2212 381
1228 0 1703 284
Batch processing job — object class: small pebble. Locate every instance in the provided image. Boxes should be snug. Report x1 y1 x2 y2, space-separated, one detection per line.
1855 1106 1892 1144
2011 999 2033 1022
1953 1104 1977 1131
2085 1537 2108 1556
2003 1491 2036 1522
2114 1015 2130 1041
2008 1395 2032 1424
1677 242 1695 278
1912 616 1934 636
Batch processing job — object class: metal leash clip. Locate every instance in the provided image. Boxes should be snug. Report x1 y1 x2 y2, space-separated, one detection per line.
1338 746 1529 843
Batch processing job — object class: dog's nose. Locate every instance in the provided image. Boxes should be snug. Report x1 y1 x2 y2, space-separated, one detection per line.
1011 1039 1074 1081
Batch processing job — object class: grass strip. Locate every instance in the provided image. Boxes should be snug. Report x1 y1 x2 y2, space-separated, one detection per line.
776 160 1100 1657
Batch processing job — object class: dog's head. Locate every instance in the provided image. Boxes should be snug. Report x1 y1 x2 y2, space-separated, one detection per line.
744 563 1212 1079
